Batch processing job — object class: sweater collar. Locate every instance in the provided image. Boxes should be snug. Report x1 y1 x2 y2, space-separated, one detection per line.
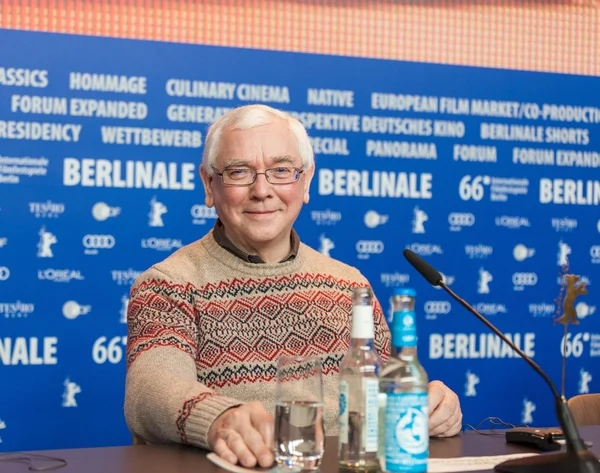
212 219 300 264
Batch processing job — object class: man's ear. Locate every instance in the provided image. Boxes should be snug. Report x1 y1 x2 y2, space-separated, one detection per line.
199 164 214 207
303 164 315 204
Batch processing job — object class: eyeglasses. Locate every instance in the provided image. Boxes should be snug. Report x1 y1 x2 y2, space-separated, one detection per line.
213 166 304 186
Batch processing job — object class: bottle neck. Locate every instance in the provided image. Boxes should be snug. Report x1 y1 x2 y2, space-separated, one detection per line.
349 337 375 349
391 309 417 350
391 345 417 359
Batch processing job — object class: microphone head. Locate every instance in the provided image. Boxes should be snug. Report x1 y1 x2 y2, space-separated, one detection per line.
403 249 443 287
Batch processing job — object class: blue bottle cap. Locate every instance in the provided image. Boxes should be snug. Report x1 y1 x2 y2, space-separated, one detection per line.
392 287 416 297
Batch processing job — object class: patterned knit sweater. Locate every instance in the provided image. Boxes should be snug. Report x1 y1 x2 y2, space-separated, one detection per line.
124 230 391 449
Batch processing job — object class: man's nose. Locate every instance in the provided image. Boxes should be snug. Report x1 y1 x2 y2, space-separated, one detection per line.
250 172 273 198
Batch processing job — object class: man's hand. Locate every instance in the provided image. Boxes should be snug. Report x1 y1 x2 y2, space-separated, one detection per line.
208 401 274 468
428 380 462 437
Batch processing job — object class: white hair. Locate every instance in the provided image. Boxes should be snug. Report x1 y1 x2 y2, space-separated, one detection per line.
202 104 314 174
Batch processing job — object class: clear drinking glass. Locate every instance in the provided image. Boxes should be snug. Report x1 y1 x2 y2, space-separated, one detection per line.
274 356 325 471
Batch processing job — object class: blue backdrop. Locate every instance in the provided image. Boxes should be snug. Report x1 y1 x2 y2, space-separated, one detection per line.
0 29 599 452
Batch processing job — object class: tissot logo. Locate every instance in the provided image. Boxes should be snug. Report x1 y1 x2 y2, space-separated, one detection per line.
465 244 493 259
356 240 384 259
448 212 475 231
513 272 538 290
311 209 342 226
29 200 65 218
380 272 410 287
528 303 555 317
111 269 143 286
0 267 9 281
551 217 577 232
0 301 35 318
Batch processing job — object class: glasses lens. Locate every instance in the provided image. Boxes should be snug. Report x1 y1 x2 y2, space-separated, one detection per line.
223 168 254 184
266 167 297 183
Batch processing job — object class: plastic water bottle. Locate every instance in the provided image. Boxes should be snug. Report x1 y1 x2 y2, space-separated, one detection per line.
338 287 382 471
380 288 429 473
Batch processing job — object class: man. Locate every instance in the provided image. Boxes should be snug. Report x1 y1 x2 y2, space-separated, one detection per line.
125 104 462 467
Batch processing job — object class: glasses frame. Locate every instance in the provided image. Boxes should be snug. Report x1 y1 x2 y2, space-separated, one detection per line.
212 166 304 187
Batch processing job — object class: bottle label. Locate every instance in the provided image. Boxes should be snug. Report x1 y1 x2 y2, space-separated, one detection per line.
384 392 428 473
351 306 375 339
363 378 379 452
339 380 349 445
392 310 417 348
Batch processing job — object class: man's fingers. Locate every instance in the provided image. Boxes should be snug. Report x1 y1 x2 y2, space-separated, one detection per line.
431 414 462 437
226 430 258 467
208 402 275 468
250 404 275 448
212 437 238 465
446 417 463 437
429 398 461 436
248 401 275 466
241 425 274 467
429 396 455 429
427 381 445 412
427 380 462 436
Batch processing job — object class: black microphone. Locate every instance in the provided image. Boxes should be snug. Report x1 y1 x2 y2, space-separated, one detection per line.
403 248 600 473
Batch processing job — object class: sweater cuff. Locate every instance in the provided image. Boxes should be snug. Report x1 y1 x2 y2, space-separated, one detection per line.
182 394 242 449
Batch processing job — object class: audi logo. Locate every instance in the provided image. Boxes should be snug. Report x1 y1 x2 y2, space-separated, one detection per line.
424 301 451 314
513 272 538 286
83 234 116 249
0 266 9 281
191 205 218 219
356 240 384 254
448 213 475 226
591 246 600 259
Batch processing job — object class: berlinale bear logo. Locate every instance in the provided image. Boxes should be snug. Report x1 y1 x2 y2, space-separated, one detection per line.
37 226 57 258
148 197 167 227
465 371 479 397
412 206 428 234
477 268 493 294
319 234 335 257
522 398 536 425
62 378 81 408
579 369 592 395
